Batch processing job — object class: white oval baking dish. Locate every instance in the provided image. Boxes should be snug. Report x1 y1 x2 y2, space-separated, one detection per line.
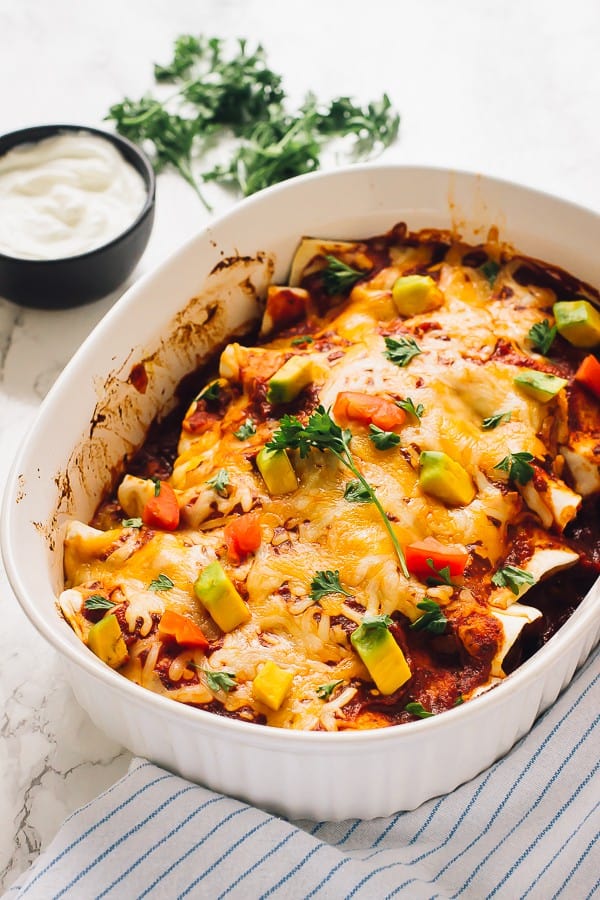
3 164 600 821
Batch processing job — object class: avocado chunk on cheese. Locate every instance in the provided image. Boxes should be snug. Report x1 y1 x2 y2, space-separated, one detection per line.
252 660 294 710
553 300 600 348
391 274 443 317
87 613 129 669
418 450 476 506
351 615 411 694
194 561 250 632
266 356 314 405
256 447 298 494
514 370 568 402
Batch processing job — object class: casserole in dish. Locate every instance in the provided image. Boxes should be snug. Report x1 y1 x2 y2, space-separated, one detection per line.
3 165 600 819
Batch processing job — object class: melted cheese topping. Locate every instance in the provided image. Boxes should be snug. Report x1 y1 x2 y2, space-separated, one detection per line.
61 225 600 731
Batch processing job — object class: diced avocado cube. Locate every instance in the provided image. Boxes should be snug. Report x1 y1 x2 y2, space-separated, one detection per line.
87 614 129 669
514 370 568 402
252 660 294 710
553 300 600 348
391 274 443 317
266 356 314 405
194 561 250 632
256 447 298 494
351 616 411 695
419 450 476 506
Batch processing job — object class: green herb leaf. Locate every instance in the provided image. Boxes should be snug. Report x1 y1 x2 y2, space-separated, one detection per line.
151 477 162 496
206 468 230 497
353 614 394 641
493 451 535 485
149 573 175 592
344 480 373 503
204 670 237 692
107 35 399 206
491 565 536 595
405 701 435 718
316 679 344 700
84 594 116 611
122 517 143 528
234 418 256 441
425 559 453 587
384 335 422 367
482 411 512 430
291 335 314 346
197 381 221 403
528 319 557 355
479 260 500 285
396 397 424 420
266 406 409 576
454 695 465 706
310 570 352 602
369 425 401 450
321 256 366 295
409 598 448 635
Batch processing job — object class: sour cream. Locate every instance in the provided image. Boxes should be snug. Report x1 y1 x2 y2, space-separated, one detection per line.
0 131 147 260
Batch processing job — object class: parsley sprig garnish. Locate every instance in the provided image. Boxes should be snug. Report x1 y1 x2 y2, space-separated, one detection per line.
409 598 448 635
481 411 512 431
425 559 454 587
122 517 143 528
266 406 409 576
344 480 372 503
405 701 435 719
234 418 256 441
528 319 557 356
84 595 116 611
310 570 352 602
384 335 422 367
491 565 536 595
316 679 344 700
397 397 424 421
206 468 230 497
369 425 401 450
204 670 237 692
493 451 535 485
107 35 400 210
149 573 175 592
322 256 367 295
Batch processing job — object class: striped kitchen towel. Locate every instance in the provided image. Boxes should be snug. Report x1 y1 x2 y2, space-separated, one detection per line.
8 645 599 900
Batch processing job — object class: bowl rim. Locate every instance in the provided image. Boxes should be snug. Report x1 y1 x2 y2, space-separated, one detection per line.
2 160 599 749
0 122 156 265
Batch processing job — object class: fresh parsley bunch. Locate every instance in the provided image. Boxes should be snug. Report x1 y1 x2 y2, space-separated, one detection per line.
106 35 400 210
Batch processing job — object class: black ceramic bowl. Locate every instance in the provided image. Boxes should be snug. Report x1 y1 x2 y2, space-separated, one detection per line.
0 124 156 309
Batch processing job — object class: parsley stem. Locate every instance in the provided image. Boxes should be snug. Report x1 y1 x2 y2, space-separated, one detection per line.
331 448 409 578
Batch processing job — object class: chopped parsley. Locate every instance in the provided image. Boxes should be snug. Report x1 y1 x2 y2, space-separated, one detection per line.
369 425 401 450
481 411 512 431
491 565 536 595
121 517 143 528
493 451 535 485
322 255 368 295
151 476 162 496
310 570 352 602
344 479 373 503
196 380 221 403
234 418 256 441
384 335 422 367
84 595 116 611
149 573 175 592
409 598 448 635
405 701 435 719
528 319 557 356
204 670 237 692
316 679 344 700
291 335 314 346
479 260 500 285
396 397 424 420
425 559 453 587
206 468 230 497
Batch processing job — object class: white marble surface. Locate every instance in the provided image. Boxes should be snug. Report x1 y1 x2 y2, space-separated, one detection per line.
1 0 599 890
